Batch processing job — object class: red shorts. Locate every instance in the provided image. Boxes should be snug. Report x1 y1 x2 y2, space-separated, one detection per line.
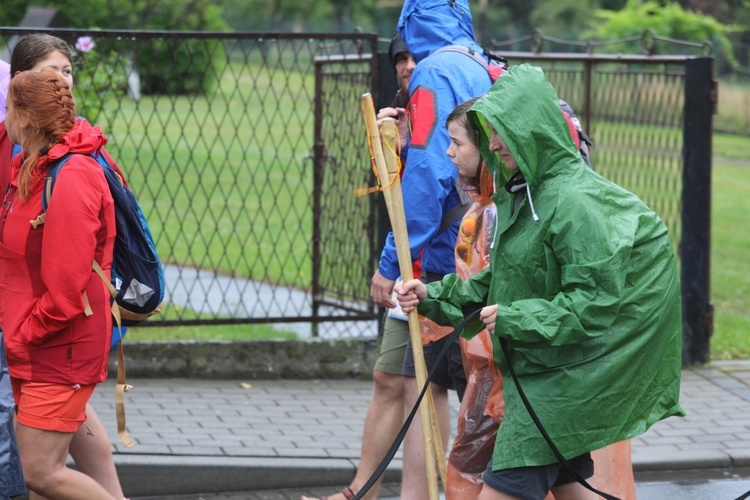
11 379 95 433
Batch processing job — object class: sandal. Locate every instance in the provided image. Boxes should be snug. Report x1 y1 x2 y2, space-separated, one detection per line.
301 486 355 500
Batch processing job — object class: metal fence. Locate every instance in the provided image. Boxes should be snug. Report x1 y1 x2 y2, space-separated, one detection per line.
0 29 714 361
0 28 382 339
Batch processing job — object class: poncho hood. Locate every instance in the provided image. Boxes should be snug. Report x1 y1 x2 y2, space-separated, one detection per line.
468 64 582 188
397 0 483 63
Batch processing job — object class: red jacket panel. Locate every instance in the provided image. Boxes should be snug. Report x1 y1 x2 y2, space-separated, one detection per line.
0 119 115 384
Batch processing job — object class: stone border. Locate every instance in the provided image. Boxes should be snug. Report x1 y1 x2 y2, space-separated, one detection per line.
109 339 378 379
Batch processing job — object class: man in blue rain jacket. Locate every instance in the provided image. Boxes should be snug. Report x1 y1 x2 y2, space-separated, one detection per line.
369 1 503 498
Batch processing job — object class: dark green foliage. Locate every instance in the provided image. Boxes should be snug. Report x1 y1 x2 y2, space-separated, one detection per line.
0 0 31 27
9 0 230 96
73 38 128 123
137 38 226 95
584 0 737 64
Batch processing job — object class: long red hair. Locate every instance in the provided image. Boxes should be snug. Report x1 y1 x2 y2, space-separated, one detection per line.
6 67 76 200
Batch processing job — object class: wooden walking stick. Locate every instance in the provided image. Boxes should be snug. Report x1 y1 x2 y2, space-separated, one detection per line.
379 116 448 489
359 93 443 500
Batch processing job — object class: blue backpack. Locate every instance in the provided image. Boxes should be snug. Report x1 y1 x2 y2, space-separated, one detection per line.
38 151 165 330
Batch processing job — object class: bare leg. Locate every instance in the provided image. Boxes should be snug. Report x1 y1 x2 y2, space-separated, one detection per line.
591 440 635 499
69 404 125 498
550 477 601 500
29 404 125 500
399 376 451 500
478 483 522 500
301 370 405 500
16 422 116 500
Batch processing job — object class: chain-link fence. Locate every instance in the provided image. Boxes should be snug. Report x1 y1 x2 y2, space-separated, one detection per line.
1 29 715 359
0 28 381 338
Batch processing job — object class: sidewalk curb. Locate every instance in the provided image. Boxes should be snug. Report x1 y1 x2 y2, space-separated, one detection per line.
113 455 402 497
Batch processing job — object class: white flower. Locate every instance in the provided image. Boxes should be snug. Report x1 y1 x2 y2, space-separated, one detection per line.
75 36 96 53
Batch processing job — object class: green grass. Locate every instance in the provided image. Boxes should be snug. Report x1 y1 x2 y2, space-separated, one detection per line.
715 76 750 135
125 323 297 341
709 132 750 360
713 133 750 161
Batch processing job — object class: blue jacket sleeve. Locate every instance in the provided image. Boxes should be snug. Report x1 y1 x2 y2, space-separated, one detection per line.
378 62 466 280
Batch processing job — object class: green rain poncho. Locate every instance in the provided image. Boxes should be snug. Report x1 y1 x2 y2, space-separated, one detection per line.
418 64 685 470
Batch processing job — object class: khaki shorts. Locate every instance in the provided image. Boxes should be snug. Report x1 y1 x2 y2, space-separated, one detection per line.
374 314 409 375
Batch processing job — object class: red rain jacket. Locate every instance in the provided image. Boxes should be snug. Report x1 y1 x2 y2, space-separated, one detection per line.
0 118 115 384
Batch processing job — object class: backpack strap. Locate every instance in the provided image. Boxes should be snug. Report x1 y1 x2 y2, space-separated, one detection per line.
433 45 507 82
437 200 471 235
93 259 134 448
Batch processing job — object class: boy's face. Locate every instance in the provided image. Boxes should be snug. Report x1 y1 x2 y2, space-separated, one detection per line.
488 121 518 171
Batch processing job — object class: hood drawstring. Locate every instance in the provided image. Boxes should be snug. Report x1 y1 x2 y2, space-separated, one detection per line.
525 184 540 222
491 170 499 249
505 172 540 222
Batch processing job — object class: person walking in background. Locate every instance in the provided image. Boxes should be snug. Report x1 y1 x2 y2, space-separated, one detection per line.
301 33 415 500
0 62 25 475
396 63 683 500
370 2 504 497
0 323 25 499
387 32 414 110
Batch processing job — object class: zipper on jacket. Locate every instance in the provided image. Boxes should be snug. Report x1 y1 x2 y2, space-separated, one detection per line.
0 185 16 243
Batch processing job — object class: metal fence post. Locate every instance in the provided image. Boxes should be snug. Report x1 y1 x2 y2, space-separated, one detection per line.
681 57 715 365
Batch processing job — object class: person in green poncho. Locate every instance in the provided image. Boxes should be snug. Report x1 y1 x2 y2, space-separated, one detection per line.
395 63 684 500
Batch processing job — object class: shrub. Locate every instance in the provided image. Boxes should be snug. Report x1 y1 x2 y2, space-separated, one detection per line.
52 0 229 96
137 37 226 96
73 36 128 123
584 0 737 64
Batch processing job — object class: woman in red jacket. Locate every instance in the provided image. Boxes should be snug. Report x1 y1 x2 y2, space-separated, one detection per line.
0 33 127 500
0 68 118 499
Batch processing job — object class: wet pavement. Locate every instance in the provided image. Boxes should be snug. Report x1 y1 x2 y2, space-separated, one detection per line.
69 360 750 498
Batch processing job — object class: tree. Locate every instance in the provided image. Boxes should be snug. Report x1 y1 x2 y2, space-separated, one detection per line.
0 0 31 27
583 0 737 63
530 0 599 38
24 0 230 95
675 0 745 25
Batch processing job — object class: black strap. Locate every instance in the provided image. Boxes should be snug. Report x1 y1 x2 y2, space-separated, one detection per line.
498 337 620 500
437 201 470 235
351 307 483 500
